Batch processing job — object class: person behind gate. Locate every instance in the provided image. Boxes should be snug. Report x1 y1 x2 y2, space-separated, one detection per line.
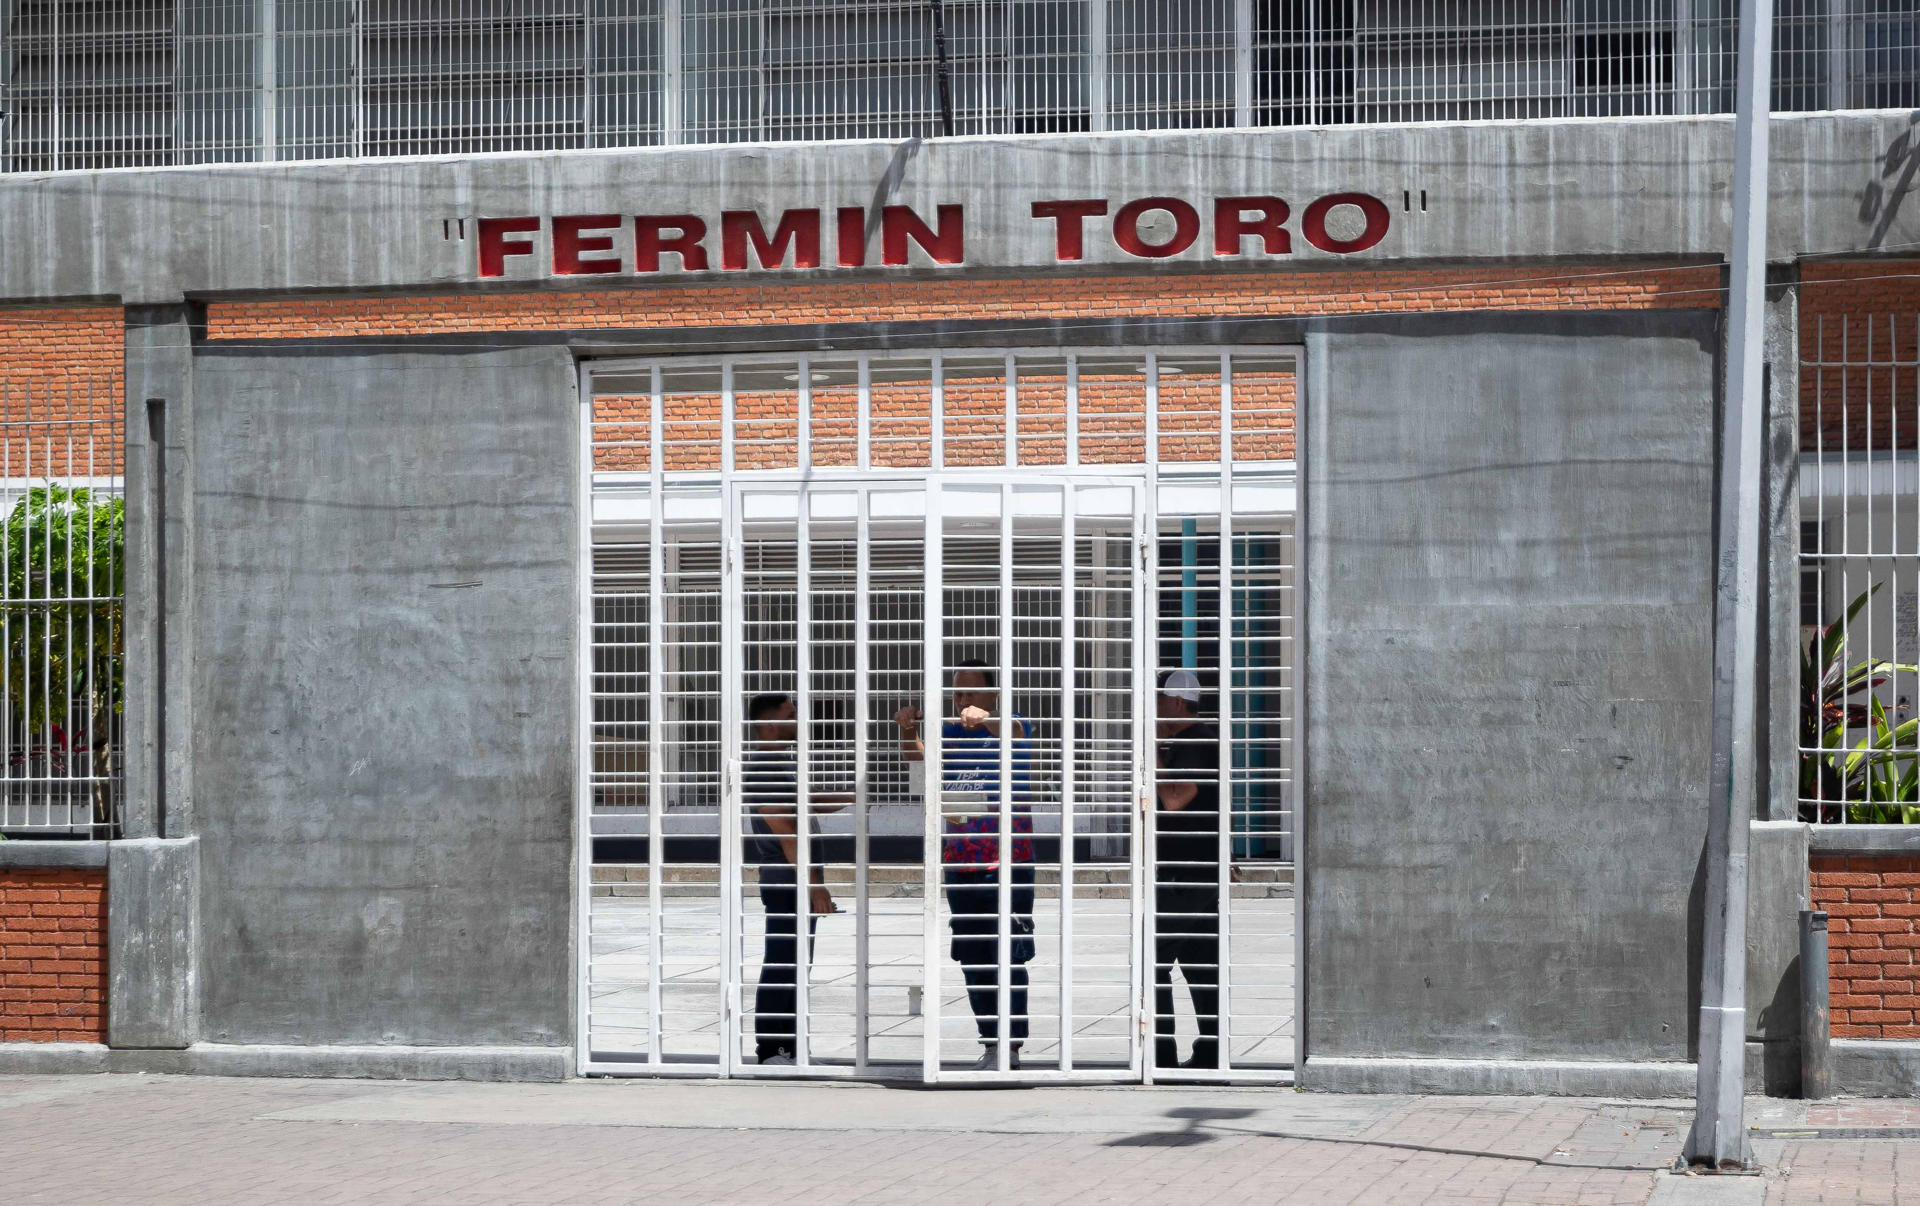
894 658 1035 1071
1155 668 1223 1071
744 692 848 1067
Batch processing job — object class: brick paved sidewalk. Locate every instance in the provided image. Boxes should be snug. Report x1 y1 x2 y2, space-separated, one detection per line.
1749 1098 1920 1206
2 1074 1911 1205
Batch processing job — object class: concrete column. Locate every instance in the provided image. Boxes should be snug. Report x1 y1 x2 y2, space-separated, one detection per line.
113 306 202 1050
122 305 198 841
1744 819 1809 1095
1761 268 1801 823
107 836 199 1049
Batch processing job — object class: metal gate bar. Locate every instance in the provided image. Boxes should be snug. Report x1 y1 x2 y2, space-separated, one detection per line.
646 366 665 1066
996 480 1014 1074
1140 351 1161 1083
719 363 742 1077
1059 481 1076 1069
794 479 814 1070
854 487 872 1073
921 479 944 1082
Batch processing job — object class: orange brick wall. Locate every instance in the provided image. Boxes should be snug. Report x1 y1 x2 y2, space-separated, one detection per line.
591 364 1297 472
1811 852 1920 1039
1800 260 1920 453
209 264 1717 474
208 264 1719 342
0 305 125 477
0 867 107 1043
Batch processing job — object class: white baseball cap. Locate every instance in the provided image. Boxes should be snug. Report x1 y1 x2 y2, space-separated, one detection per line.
1160 669 1202 702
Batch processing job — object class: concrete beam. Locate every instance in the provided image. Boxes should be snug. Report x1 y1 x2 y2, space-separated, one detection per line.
0 113 1914 303
107 836 198 1049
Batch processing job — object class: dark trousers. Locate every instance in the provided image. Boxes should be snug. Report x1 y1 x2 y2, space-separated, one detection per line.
1155 890 1221 1068
753 868 818 1062
944 863 1036 1045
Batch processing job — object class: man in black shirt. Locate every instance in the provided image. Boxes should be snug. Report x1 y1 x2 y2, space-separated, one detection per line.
744 692 844 1066
1154 669 1222 1071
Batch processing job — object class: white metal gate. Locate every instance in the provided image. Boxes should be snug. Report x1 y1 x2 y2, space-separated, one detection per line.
579 350 1299 1084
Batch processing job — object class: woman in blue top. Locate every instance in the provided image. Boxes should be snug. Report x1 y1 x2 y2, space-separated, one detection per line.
895 658 1036 1070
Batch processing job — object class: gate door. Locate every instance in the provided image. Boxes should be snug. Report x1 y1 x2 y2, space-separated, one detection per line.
728 479 932 1078
917 477 1148 1083
720 476 1151 1082
581 350 1302 1084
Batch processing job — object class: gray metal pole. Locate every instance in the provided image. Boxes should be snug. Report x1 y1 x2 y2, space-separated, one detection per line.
259 0 278 162
1684 0 1772 1171
1800 910 1831 1099
1673 0 1696 115
1827 0 1851 113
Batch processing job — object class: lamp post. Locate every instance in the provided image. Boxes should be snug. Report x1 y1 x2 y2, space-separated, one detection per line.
1685 0 1773 1170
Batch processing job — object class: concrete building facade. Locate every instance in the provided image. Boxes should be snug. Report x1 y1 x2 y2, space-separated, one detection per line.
1 53 1919 1090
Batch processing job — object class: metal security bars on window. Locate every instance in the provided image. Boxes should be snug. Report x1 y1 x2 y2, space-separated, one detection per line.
0 377 124 839
4 4 1916 170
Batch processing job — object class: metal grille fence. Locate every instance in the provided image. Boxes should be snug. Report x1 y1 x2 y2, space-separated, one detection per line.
1799 312 1920 825
0 376 124 839
581 348 1297 1080
5 3 1914 170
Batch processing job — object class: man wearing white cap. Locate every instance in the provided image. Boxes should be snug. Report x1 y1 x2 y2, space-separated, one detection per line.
1155 668 1222 1071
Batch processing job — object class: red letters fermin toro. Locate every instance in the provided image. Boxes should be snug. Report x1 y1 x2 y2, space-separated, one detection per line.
475 193 1390 278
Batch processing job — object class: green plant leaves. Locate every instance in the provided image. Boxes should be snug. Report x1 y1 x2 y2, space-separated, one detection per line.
1804 585 1920 819
0 484 124 826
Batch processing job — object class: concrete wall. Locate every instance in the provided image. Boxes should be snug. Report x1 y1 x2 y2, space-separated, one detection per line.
0 113 1911 303
187 347 576 1048
1303 311 1717 1069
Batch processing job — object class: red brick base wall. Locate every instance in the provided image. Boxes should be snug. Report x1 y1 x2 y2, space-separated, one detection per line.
0 868 107 1042
1811 853 1920 1038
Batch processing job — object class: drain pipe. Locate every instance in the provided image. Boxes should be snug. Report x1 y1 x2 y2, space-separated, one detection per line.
1801 910 1831 1099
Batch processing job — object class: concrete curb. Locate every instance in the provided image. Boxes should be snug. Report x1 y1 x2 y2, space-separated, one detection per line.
1302 1056 1698 1097
1830 1038 1920 1096
0 841 108 869
1807 826 1920 854
0 1042 110 1074
0 1042 571 1081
